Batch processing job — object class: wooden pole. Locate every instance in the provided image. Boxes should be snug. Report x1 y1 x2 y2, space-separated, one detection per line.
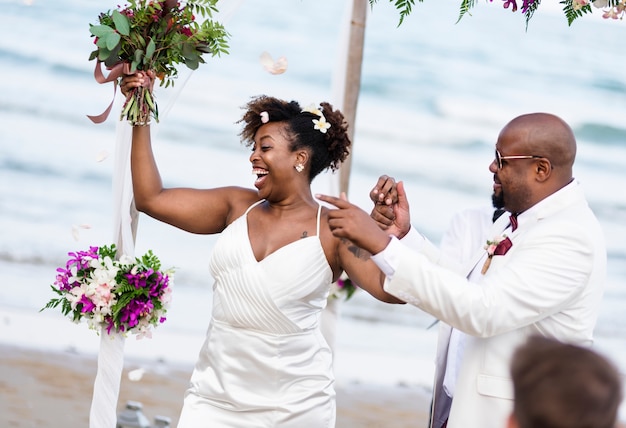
339 0 368 196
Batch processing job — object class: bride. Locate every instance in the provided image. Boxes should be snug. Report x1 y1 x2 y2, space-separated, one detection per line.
121 72 404 428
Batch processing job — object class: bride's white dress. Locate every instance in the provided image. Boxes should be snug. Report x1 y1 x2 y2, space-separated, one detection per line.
177 201 335 427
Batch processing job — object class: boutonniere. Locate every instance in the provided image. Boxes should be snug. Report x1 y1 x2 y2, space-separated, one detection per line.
481 235 513 274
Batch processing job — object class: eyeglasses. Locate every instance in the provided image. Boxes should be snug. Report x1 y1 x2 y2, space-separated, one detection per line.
495 149 543 170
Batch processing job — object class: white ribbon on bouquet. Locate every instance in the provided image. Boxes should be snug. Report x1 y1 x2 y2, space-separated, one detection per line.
87 1 244 425
89 98 143 428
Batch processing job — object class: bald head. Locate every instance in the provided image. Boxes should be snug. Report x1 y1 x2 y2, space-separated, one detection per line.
504 113 576 173
493 113 578 212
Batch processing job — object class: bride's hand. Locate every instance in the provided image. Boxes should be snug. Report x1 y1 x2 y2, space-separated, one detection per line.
120 70 156 97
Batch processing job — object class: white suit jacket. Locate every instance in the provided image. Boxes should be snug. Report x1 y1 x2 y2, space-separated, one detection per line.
429 205 495 428
382 180 607 428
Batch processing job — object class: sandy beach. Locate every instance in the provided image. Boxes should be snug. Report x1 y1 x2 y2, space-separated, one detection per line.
0 344 430 428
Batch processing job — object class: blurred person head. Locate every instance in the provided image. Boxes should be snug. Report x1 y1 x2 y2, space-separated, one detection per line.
508 335 622 428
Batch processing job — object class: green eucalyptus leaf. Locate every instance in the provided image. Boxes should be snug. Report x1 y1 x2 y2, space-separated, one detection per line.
96 37 109 49
90 25 115 38
104 54 120 68
182 42 196 60
134 49 145 66
105 32 121 51
98 46 113 61
111 10 131 36
185 56 200 70
103 44 121 67
145 38 156 60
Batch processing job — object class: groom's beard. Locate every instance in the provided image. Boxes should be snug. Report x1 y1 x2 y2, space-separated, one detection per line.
492 192 504 209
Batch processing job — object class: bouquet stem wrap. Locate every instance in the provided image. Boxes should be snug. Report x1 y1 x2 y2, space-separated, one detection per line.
89 328 126 428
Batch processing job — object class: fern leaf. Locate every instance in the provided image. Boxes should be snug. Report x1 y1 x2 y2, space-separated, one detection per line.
524 0 541 29
457 0 477 24
560 0 592 26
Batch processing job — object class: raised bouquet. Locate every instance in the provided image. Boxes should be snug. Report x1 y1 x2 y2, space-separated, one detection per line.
89 0 229 125
41 244 174 339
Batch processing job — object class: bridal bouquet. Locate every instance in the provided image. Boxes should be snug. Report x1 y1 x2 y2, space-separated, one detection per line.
89 0 229 125
41 244 174 339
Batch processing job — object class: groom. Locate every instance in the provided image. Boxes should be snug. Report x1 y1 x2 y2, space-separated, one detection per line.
317 112 607 428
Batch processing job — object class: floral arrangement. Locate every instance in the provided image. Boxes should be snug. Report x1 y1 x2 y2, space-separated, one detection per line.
370 0 625 26
481 234 513 274
329 274 358 301
41 244 174 339
89 0 229 125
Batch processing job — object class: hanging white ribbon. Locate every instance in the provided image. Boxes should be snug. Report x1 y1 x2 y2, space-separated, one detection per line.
88 1 245 426
89 329 126 428
88 98 139 428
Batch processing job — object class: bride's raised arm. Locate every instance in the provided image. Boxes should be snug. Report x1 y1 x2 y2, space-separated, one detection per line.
123 72 257 235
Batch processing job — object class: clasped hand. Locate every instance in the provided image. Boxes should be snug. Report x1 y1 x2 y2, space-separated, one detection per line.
316 175 411 256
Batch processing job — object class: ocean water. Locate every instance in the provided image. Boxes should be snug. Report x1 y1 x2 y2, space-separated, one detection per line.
1 0 625 407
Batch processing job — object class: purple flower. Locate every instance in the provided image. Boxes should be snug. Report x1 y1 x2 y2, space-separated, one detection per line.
502 0 518 11
119 299 154 329
520 0 537 13
54 268 72 291
125 268 155 289
78 295 96 314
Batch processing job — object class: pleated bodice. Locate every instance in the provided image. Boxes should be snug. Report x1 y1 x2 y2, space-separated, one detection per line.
177 200 336 428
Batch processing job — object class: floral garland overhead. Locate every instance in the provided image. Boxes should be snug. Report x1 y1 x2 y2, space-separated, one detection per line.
370 0 625 26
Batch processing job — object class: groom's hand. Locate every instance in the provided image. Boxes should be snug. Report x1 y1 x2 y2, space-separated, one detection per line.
369 175 398 230
369 175 398 206
389 181 412 240
316 193 391 255
369 180 412 240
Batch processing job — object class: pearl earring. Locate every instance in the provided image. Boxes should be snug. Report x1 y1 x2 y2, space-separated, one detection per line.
295 164 304 173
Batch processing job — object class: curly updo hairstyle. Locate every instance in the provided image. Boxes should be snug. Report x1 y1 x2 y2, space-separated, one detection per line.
238 95 351 182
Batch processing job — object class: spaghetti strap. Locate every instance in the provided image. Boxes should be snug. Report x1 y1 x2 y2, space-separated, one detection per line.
244 199 264 215
316 204 322 237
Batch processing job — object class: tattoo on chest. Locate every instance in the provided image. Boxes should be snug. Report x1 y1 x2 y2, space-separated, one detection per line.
301 231 308 239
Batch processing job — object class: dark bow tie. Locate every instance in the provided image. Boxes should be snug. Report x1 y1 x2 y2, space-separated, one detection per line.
510 213 519 231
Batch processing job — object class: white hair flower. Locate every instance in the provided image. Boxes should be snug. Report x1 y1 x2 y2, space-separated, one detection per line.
301 103 323 117
313 116 331 133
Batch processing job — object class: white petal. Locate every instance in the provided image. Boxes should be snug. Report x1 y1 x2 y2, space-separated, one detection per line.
271 56 288 74
128 368 145 381
72 225 80 241
96 150 109 162
259 51 288 75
